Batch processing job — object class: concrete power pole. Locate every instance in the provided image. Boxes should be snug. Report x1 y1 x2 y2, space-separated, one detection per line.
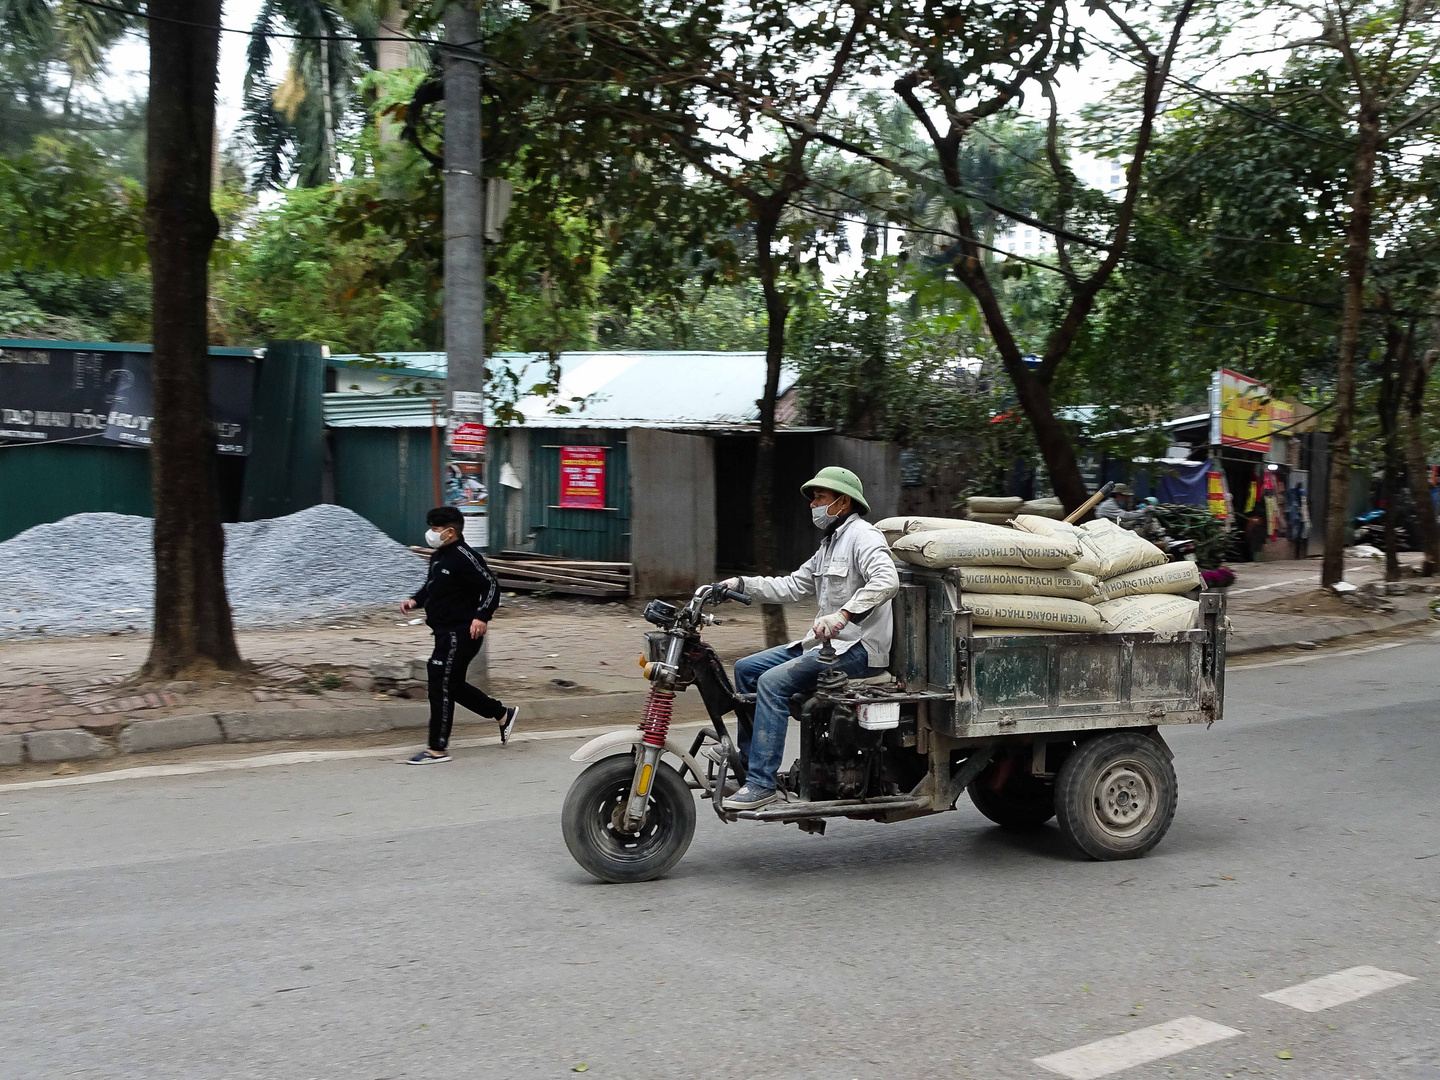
443 2 489 547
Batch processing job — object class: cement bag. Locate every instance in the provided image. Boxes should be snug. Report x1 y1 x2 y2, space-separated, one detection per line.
1099 560 1203 602
1020 498 1066 519
1095 594 1200 633
1013 516 1101 577
967 512 1016 525
964 593 1107 632
875 516 985 546
1013 514 1079 537
891 527 1083 569
967 495 1024 515
1078 519 1167 578
956 566 1101 602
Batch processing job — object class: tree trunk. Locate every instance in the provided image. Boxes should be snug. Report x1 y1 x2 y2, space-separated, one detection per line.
1400 326 1439 575
1377 327 1402 581
444 3 486 545
319 33 336 181
950 260 1090 510
754 211 789 648
140 0 242 682
1322 111 1382 586
376 10 410 144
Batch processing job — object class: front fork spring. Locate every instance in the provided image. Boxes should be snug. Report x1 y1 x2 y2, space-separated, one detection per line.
638 688 675 747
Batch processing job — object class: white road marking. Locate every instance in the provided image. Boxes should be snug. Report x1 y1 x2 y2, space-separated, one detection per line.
1261 966 1416 1012
1032 1017 1242 1079
1227 577 1312 595
0 721 706 795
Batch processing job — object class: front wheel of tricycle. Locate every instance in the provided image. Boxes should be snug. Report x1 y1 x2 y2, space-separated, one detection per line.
1055 732 1177 860
562 754 696 883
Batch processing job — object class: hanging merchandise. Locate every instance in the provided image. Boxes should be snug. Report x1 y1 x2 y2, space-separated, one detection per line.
1262 470 1281 541
1206 463 1226 519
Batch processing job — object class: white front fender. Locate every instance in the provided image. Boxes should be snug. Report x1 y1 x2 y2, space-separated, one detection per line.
570 729 711 794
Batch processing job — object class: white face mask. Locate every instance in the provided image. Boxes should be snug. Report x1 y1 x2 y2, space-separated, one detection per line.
425 528 447 548
811 501 837 529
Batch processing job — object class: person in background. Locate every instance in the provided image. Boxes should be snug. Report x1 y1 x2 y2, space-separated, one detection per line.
400 507 518 763
1096 483 1144 526
717 467 899 811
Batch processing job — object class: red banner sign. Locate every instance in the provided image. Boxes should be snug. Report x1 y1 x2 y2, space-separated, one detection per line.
559 445 607 509
450 421 487 453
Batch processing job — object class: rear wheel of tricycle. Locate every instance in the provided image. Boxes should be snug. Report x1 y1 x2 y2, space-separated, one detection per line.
967 760 1056 831
562 754 696 883
1055 732 1177 860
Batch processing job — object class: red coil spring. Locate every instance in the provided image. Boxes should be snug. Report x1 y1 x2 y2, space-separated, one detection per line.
638 688 675 747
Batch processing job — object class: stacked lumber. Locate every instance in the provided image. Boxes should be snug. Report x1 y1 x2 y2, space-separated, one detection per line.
408 547 631 597
486 551 631 598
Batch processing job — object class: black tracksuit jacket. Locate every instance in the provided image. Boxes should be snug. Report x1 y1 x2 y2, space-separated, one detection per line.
412 541 501 628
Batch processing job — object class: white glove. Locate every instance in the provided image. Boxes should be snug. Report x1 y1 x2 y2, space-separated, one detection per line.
812 610 849 640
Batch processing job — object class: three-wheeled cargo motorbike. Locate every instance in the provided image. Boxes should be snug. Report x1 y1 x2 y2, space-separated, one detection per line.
561 575 1227 883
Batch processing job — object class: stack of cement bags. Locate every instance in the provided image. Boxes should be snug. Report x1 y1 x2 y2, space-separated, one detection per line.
876 513 1205 633
1014 516 1203 631
964 496 1023 525
1019 496 1065 519
880 517 1107 631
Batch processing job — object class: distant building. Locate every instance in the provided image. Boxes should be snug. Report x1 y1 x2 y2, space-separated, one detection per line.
993 154 1125 258
324 351 901 596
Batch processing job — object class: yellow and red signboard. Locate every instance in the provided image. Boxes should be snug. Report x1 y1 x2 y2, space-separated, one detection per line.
1218 369 1274 451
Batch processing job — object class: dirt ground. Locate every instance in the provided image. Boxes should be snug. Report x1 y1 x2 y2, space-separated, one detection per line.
0 592 810 734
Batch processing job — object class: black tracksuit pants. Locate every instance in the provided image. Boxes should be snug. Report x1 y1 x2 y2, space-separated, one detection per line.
427 627 506 751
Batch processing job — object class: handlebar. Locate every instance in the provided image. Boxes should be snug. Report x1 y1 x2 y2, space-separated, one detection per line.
720 585 753 606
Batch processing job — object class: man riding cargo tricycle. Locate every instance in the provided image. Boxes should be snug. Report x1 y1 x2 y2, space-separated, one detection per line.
561 469 1227 884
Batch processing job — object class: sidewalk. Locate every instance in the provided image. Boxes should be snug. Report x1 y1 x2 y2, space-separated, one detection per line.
2 556 1434 768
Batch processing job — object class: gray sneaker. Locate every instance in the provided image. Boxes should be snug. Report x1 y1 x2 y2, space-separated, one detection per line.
722 784 779 811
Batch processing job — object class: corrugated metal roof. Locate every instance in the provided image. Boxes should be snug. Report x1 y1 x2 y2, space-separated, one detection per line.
323 393 446 428
327 350 796 427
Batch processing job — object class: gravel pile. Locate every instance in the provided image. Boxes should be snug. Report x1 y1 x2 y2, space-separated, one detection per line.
0 504 426 639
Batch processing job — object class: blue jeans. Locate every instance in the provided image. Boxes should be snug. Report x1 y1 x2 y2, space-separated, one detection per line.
733 643 880 791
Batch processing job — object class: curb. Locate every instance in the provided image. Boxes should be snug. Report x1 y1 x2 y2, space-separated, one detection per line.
2 691 656 768
1228 608 1434 655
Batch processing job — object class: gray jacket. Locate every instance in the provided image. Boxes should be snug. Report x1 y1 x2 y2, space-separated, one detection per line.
740 514 900 668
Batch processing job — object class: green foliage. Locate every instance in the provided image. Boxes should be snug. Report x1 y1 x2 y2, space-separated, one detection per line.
0 138 146 276
792 257 1041 502
598 281 768 350
217 181 435 352
1151 504 1229 571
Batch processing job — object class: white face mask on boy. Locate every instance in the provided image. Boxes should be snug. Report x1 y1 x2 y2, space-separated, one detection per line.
425 528 447 548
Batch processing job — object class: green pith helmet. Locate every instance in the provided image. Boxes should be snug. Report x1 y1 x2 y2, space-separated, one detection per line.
802 466 869 514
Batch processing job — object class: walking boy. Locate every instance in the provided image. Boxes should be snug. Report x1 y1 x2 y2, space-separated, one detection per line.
401 507 518 763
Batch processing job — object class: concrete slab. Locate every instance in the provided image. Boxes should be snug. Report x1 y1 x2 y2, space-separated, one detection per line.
0 733 24 766
218 708 400 743
24 729 111 763
118 715 223 754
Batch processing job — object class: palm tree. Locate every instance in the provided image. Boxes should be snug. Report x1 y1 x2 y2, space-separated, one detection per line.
243 0 362 188
242 1 427 188
0 0 141 152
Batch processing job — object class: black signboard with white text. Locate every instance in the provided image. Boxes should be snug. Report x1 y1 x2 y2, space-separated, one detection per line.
0 344 257 455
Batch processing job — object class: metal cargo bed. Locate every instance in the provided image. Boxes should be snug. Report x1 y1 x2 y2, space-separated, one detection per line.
890 568 1226 739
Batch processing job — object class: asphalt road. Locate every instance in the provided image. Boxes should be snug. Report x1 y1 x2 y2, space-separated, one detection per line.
2 633 1437 1080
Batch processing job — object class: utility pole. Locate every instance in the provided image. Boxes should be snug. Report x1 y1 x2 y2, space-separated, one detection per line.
443 2 489 546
